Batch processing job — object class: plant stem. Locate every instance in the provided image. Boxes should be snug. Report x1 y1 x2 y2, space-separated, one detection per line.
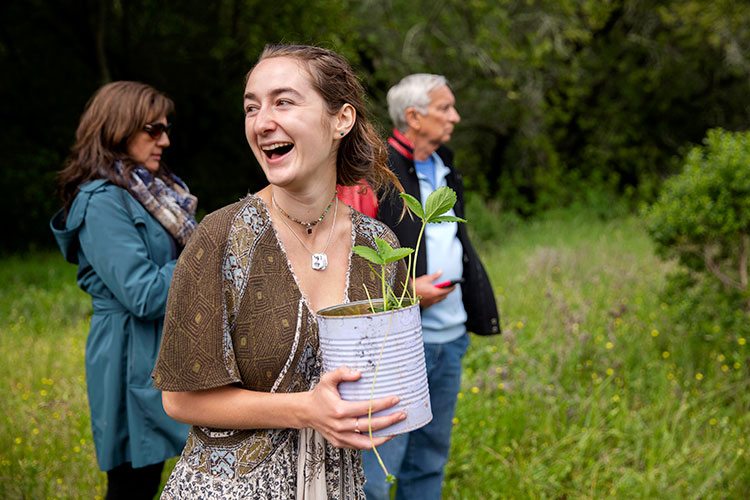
381 263 387 311
368 309 396 482
397 221 428 308
411 222 428 302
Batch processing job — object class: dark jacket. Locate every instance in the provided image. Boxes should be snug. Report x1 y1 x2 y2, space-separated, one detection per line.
378 130 501 336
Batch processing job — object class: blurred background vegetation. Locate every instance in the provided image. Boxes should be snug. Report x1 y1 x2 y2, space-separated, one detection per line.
3 2 750 497
3 0 750 252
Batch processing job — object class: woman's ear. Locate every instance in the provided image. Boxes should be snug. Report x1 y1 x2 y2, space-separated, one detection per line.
334 103 356 139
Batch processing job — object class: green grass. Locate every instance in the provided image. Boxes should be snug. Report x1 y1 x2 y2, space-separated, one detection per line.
1 209 748 499
447 209 750 499
0 254 177 499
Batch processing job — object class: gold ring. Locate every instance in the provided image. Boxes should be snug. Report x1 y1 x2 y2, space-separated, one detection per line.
354 419 360 433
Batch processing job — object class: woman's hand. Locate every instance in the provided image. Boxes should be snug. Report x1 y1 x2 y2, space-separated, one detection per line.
304 366 405 450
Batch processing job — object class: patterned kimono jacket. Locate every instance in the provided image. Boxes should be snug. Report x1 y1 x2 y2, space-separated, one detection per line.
152 194 406 499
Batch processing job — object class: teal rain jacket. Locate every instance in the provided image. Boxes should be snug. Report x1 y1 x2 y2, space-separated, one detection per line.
50 179 189 471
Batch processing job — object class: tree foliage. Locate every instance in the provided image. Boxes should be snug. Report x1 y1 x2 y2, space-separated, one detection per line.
644 128 750 310
2 0 750 251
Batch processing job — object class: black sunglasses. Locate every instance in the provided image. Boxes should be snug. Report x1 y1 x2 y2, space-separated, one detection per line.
143 121 172 139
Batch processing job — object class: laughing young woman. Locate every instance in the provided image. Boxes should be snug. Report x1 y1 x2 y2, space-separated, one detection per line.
152 45 407 499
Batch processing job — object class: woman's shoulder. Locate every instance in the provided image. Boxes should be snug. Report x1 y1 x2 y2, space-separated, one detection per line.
76 179 118 201
200 193 265 226
191 193 269 243
65 179 125 224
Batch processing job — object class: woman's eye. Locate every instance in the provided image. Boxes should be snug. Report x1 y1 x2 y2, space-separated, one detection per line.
277 99 292 106
245 105 258 115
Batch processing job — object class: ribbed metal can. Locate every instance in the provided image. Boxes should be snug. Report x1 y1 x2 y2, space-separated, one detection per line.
317 299 432 437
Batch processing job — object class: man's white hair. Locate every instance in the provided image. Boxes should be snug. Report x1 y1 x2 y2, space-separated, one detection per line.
387 73 448 132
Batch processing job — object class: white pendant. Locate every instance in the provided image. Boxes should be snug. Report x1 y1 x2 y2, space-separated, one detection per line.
312 253 328 270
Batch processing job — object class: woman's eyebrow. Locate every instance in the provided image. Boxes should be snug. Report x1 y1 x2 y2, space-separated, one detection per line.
244 87 303 101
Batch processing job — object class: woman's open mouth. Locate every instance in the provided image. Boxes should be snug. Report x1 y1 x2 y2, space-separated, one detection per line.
261 142 294 160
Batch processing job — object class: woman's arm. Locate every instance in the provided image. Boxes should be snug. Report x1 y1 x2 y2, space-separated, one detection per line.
162 366 405 450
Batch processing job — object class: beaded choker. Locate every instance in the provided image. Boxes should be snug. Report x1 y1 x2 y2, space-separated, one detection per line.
274 189 338 234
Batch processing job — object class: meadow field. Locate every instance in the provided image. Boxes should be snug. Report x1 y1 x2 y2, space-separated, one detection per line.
1 208 748 499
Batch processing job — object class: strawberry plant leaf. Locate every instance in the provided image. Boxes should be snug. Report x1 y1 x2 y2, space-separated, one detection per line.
400 193 425 219
429 215 467 224
423 186 457 222
353 245 384 265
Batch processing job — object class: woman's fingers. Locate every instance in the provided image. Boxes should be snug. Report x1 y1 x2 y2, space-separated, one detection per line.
354 412 406 435
351 394 400 416
320 365 361 387
308 368 409 449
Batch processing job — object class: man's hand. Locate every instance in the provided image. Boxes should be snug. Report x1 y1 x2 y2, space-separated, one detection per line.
413 270 455 309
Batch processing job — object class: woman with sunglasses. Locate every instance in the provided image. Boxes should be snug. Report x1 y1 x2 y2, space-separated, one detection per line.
151 45 407 499
51 81 196 499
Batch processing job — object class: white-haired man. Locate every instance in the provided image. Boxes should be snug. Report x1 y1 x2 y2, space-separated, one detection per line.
362 74 500 499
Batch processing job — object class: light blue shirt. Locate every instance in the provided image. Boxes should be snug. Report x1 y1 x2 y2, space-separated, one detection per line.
415 153 467 344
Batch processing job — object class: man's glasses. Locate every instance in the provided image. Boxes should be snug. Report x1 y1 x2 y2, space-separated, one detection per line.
143 122 172 140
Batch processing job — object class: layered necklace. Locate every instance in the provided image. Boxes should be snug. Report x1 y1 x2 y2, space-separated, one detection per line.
275 190 337 234
272 191 338 271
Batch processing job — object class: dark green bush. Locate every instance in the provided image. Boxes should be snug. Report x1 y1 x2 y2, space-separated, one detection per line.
643 128 750 330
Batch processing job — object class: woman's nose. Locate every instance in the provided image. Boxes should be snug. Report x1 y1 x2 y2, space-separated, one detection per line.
157 131 171 147
253 106 277 135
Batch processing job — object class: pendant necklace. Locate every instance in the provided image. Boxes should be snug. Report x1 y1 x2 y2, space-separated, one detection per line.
275 189 337 234
272 193 338 271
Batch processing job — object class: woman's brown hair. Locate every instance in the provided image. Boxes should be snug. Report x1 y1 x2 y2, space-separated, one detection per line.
57 81 174 213
249 44 402 197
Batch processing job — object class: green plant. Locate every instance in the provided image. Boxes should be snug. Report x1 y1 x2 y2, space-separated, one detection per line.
643 128 750 311
349 185 466 483
353 186 467 311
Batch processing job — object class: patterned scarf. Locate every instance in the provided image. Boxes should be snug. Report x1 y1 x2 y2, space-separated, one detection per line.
116 161 198 247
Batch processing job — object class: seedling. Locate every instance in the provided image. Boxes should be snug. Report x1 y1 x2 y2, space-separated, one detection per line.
351 186 466 482
353 186 466 311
